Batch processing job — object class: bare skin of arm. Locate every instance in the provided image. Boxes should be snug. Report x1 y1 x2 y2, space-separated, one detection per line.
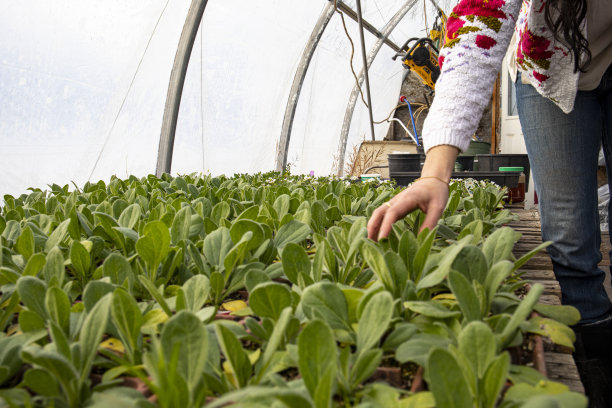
367 145 459 241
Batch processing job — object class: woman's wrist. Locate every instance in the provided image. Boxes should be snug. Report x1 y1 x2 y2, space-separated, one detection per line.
420 144 459 184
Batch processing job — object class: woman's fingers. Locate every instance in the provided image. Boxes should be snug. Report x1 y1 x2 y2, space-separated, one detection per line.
376 195 418 240
366 179 450 241
420 199 446 232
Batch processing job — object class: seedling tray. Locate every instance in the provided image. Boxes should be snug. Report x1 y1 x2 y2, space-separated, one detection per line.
391 171 521 188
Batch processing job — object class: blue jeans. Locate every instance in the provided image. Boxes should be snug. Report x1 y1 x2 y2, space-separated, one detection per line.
516 64 612 324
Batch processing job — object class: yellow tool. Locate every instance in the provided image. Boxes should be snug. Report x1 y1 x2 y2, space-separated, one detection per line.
393 37 440 90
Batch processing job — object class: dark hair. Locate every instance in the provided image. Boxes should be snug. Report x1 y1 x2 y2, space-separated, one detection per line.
544 0 591 72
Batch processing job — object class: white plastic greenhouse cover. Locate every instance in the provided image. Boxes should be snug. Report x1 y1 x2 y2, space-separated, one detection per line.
0 0 439 198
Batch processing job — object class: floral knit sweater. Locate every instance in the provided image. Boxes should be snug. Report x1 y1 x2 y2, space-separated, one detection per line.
422 0 580 153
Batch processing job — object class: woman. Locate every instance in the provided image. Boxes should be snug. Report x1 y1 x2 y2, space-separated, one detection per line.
367 0 611 398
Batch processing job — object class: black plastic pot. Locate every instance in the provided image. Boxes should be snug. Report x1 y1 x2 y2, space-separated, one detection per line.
455 155 475 171
388 153 425 173
475 154 530 189
390 171 521 188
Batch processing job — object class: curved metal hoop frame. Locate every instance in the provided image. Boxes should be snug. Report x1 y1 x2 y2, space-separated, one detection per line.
156 1 418 177
275 3 336 172
156 0 208 177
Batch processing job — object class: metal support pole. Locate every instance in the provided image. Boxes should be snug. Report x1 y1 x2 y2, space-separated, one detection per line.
355 0 376 142
333 1 401 52
156 0 208 177
336 0 418 176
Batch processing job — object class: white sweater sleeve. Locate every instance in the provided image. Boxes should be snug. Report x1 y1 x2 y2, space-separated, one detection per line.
422 0 523 153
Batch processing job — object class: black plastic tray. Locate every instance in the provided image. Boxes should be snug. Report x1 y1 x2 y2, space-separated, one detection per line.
475 154 530 189
390 171 521 188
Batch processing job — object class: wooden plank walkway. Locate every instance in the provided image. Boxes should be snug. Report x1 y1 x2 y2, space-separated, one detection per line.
507 207 585 394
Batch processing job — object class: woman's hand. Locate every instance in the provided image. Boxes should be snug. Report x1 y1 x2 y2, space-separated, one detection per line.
367 177 449 240
367 145 459 241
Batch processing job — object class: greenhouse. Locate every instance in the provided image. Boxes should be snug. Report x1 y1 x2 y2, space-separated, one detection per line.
1 0 610 406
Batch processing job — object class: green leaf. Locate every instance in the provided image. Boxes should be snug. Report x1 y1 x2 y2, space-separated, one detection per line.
482 227 519 266
385 251 409 297
482 352 510 408
102 253 133 287
45 219 71 252
451 245 488 284
533 303 581 326
513 241 553 271
117 203 141 229
171 206 192 245
70 240 91 279
16 226 35 261
211 201 231 226
209 271 225 303
427 348 473 408
357 291 393 354
404 301 461 318
398 230 419 273
301 282 351 331
237 205 260 221
79 293 111 381
448 270 482 322
416 238 469 290
111 288 143 360
500 283 543 348
503 380 587 407
298 320 337 408
23 368 60 397
397 391 436 408
523 316 576 350
83 280 115 312
255 307 293 383
136 235 156 269
413 228 436 281
21 348 80 407
161 311 209 391
249 282 292 321
181 274 211 312
395 334 450 366
45 287 71 335
484 260 514 306
23 253 47 278
342 288 364 324
382 323 418 351
230 219 265 252
223 231 253 276
49 320 71 360
350 348 383 388
519 394 586 408
273 194 291 220
273 220 311 250
215 323 251 388
458 321 496 379
244 269 270 292
86 387 156 408
361 241 394 293
137 221 171 268
203 227 233 268
138 275 172 317
205 387 312 408
41 247 66 286
16 276 48 321
281 243 311 285
18 309 46 332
